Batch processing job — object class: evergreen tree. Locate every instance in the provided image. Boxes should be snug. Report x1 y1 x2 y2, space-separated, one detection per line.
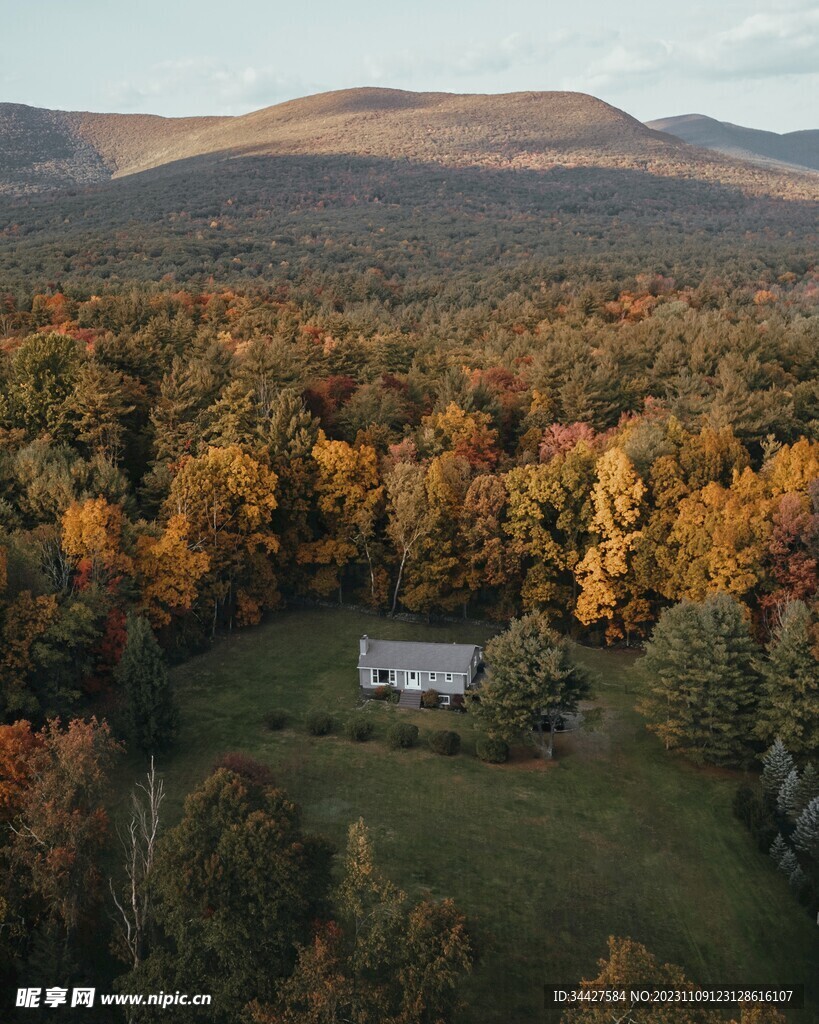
638 594 760 766
201 381 259 449
66 361 135 460
478 612 592 759
150 358 205 464
797 762 819 810
777 767 802 820
115 614 178 755
789 863 808 891
769 833 789 869
756 600 819 754
793 795 819 858
778 846 799 880
761 738 796 799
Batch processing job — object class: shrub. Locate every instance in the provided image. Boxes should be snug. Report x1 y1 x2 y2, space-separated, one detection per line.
372 684 396 701
306 711 334 736
451 694 466 712
421 689 440 709
213 753 275 786
346 717 374 742
476 737 509 764
429 730 461 756
388 722 419 749
263 709 288 731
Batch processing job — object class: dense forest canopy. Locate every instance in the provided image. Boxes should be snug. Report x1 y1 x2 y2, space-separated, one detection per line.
1 99 817 717
1 88 818 1021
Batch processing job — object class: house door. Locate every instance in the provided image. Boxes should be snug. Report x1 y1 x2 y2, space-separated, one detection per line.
407 671 421 689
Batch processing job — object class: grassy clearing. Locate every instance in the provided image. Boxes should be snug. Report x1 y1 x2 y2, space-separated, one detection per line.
117 608 819 1023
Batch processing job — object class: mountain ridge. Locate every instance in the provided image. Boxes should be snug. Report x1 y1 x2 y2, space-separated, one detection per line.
1 88 817 201
646 113 819 173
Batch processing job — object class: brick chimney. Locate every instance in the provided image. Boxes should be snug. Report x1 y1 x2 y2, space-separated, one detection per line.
360 635 369 655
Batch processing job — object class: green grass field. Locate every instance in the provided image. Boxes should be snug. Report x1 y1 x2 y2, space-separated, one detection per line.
118 608 819 1023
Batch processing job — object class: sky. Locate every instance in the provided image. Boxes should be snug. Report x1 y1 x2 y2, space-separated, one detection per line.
2 0 817 132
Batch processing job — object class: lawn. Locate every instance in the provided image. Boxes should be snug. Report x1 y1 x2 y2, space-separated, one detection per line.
119 608 819 1023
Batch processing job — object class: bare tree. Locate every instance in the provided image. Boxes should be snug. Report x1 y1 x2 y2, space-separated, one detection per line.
110 757 164 970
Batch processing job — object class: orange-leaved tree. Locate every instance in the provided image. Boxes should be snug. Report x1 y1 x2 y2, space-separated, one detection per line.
163 445 278 629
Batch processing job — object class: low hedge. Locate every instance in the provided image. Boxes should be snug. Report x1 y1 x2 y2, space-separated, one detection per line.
346 717 374 742
421 689 440 709
428 730 461 756
387 722 419 749
476 737 509 763
263 709 288 731
306 711 334 736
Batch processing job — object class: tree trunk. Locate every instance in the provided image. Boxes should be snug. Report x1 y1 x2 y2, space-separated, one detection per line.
391 550 408 616
362 537 377 607
546 714 556 759
534 719 547 758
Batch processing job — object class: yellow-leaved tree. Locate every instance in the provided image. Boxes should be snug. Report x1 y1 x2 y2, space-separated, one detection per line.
134 515 210 628
61 497 134 587
575 448 648 642
659 468 771 603
297 432 385 605
163 445 278 629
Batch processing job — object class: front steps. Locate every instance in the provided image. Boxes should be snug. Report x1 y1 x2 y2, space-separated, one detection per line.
398 690 422 709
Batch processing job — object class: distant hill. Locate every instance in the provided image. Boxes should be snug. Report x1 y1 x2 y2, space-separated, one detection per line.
0 102 225 193
1 88 817 201
647 113 819 173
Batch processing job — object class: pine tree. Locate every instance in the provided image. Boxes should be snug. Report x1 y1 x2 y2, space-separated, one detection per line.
757 600 819 755
761 738 796 798
638 594 760 766
796 762 819 810
793 795 819 858
778 846 799 879
479 613 592 759
769 833 789 869
788 864 808 892
115 615 178 755
777 768 802 820
66 361 135 460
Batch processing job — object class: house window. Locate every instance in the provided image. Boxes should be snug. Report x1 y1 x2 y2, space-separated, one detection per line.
445 673 453 683
440 694 451 706
429 672 437 682
389 670 396 684
371 669 379 685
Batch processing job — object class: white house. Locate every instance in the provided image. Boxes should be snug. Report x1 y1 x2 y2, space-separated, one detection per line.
357 635 483 705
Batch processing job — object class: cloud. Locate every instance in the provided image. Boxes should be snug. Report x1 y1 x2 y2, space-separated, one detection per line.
93 6 819 122
564 6 819 96
102 58 315 116
361 31 575 87
696 8 819 79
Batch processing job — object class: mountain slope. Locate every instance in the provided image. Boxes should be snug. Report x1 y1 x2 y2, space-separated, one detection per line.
100 89 680 174
1 89 673 187
0 101 225 193
1 88 817 202
647 113 819 173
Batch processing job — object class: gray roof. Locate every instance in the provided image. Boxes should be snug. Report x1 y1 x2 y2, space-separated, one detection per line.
358 639 481 675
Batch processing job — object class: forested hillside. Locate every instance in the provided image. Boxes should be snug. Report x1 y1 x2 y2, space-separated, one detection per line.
2 88 818 198
1 83 818 1023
